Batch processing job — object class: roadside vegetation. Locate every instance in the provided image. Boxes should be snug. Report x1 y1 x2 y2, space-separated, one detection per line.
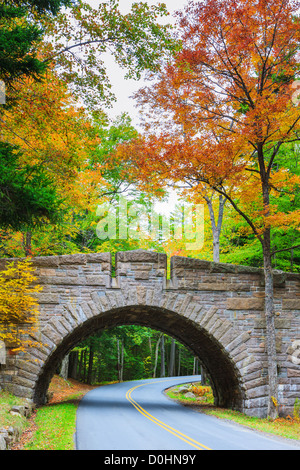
165 384 300 442
10 376 97 450
0 390 30 439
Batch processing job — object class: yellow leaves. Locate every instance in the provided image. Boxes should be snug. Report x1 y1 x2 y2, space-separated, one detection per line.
0 258 42 352
266 209 300 231
270 169 300 193
1 71 100 210
272 396 278 408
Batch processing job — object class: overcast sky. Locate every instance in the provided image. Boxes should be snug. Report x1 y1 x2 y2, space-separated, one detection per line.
87 1 189 128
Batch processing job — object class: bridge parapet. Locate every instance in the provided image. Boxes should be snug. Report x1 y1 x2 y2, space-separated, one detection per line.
170 255 264 290
115 250 167 288
31 252 112 289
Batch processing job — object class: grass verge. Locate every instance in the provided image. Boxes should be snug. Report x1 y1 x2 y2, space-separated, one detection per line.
23 400 79 450
12 376 97 450
165 383 300 442
0 390 30 435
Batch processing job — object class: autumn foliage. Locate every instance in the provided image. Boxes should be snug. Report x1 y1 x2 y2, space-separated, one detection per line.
0 258 41 353
1 0 300 421
116 0 300 419
119 0 300 237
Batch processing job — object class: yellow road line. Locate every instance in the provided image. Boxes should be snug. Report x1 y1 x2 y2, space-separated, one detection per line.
125 381 212 451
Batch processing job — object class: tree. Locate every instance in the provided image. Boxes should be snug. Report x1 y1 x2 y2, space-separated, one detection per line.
87 112 140 203
0 142 64 235
160 334 166 378
152 332 162 378
119 0 300 418
0 0 71 89
1 71 98 192
219 143 300 271
168 337 176 377
7 0 71 15
41 0 180 109
0 0 181 258
0 70 98 253
0 0 178 115
203 192 226 262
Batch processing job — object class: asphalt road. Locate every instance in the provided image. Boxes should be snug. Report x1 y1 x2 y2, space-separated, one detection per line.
75 376 299 451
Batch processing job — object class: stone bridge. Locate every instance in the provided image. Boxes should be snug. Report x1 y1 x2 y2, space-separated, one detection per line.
0 250 299 418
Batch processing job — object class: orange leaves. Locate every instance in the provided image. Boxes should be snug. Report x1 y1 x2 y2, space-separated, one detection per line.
128 0 300 250
191 385 211 397
117 129 248 196
3 74 90 172
171 0 300 143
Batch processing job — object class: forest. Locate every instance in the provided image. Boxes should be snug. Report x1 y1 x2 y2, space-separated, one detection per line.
64 326 203 385
0 0 300 417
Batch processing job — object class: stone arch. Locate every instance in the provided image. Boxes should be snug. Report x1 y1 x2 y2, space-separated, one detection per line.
21 288 261 414
2 249 299 418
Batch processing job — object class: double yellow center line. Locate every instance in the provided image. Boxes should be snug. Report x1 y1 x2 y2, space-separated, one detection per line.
125 381 212 451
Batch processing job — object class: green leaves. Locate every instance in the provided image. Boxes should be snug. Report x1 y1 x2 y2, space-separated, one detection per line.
43 0 179 109
0 143 65 231
71 326 198 384
5 0 72 16
0 4 45 87
0 1 70 87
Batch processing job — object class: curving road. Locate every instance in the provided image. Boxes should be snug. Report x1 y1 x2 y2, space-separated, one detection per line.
75 376 299 451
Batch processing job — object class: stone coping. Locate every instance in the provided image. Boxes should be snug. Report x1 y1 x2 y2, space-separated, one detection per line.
0 250 298 280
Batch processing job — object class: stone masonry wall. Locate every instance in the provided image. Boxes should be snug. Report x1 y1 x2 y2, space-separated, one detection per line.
0 250 299 418
170 255 300 415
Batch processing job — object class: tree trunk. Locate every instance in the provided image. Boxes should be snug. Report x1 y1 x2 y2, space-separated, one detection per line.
177 346 181 376
204 194 225 263
22 231 32 257
78 350 84 381
263 231 278 419
87 344 94 385
200 365 207 385
68 350 78 379
168 338 176 377
97 352 102 383
82 349 87 382
117 339 120 381
256 149 278 419
117 339 124 382
160 334 165 377
59 354 69 379
153 334 161 378
193 357 199 375
120 341 124 382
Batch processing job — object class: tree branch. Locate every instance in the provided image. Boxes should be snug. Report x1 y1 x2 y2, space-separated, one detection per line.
43 37 119 63
271 244 300 256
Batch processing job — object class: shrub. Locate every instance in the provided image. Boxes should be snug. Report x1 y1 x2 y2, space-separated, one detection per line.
0 258 41 353
294 398 300 420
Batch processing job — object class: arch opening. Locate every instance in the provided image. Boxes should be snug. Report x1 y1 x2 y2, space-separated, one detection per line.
66 325 203 384
33 305 245 411
33 305 244 410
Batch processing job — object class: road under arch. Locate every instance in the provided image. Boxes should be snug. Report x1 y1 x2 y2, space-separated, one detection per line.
33 305 244 409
